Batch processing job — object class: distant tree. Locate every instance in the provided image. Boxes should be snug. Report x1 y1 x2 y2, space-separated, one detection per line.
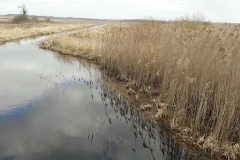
18 4 28 15
12 4 29 23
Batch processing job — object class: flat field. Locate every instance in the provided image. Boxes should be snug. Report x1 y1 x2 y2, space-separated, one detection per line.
0 16 102 44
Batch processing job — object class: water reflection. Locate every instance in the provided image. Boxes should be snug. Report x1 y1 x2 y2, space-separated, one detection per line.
0 36 192 159
99 87 190 160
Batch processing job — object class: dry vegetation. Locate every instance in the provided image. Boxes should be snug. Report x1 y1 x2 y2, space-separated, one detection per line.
40 24 117 60
41 20 240 159
99 22 240 159
0 22 96 44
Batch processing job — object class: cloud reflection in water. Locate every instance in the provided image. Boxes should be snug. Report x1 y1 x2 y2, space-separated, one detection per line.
0 36 191 160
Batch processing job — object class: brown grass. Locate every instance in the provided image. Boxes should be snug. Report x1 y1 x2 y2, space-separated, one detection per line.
41 20 240 159
40 24 113 60
97 21 240 159
0 22 97 44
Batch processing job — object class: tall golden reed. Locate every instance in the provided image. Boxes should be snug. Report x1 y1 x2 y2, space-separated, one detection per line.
97 21 240 149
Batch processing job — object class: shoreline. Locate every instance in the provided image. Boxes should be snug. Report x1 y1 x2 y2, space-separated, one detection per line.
39 27 229 159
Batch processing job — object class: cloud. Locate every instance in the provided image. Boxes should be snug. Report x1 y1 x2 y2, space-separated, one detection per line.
0 0 240 22
0 37 98 113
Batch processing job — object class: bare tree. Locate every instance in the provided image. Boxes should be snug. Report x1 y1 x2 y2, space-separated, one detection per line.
18 4 28 15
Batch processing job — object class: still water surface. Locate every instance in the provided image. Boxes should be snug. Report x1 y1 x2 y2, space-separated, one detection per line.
0 36 191 160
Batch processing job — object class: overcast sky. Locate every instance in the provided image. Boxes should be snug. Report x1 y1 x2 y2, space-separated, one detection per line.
0 0 239 23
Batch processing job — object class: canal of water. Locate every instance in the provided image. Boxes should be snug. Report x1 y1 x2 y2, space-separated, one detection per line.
0 36 193 160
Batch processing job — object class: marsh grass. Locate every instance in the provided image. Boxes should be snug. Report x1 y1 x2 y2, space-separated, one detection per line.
0 22 95 44
12 15 51 24
175 12 209 29
97 21 240 158
40 20 240 158
31 16 39 23
41 25 108 60
12 15 29 24
41 36 93 57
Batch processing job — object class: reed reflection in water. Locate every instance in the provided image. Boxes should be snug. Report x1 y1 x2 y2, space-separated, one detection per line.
0 36 192 160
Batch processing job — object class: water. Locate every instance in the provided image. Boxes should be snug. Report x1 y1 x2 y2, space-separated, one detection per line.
0 36 191 160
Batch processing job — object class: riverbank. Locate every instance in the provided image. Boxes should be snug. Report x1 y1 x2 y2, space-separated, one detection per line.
40 25 103 60
40 21 240 159
1 33 183 160
0 21 99 44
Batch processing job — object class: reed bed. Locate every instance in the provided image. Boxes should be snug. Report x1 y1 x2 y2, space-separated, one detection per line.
0 22 95 44
41 21 240 158
97 21 240 159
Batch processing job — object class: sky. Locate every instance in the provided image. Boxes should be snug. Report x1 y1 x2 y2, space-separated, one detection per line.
0 0 240 23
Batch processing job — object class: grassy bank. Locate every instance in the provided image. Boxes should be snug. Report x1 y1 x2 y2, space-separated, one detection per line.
41 21 240 159
40 24 117 60
0 21 97 44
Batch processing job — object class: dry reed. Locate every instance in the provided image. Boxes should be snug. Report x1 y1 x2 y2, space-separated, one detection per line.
40 20 240 158
97 21 240 159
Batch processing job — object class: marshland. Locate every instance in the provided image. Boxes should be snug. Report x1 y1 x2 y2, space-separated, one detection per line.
1 11 240 160
40 18 240 159
0 16 194 159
